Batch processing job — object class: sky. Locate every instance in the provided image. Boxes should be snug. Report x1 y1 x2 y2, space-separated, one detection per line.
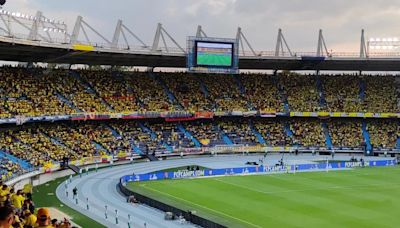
3 0 400 53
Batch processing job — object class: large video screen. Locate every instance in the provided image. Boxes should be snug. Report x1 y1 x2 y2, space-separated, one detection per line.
195 41 233 67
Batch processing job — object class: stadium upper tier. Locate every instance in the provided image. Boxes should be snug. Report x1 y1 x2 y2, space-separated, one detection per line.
4 35 400 71
0 68 398 119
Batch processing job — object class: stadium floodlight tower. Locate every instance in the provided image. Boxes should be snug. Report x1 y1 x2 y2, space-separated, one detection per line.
0 10 68 43
368 36 400 56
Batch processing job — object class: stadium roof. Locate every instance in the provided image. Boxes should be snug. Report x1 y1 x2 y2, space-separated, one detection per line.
5 36 400 71
3 11 400 71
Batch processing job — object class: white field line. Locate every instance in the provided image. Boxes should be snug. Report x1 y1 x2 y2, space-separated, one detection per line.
213 178 400 195
141 185 263 228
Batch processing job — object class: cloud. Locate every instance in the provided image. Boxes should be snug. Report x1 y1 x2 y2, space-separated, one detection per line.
3 0 400 53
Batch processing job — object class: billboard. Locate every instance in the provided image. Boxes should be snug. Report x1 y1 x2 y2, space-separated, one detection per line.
187 36 238 74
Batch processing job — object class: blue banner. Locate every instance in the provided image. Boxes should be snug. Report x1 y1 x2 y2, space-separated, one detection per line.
121 159 397 183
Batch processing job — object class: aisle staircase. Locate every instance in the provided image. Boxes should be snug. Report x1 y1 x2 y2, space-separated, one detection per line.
361 121 372 152
249 121 266 144
321 122 333 149
70 71 114 111
0 150 32 170
177 124 201 148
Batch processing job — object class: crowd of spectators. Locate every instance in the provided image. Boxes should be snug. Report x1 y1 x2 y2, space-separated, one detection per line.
368 120 399 149
253 120 293 146
201 74 249 112
0 157 25 181
218 120 258 145
290 119 326 147
0 68 398 116
0 118 397 176
280 74 322 112
322 74 362 112
159 73 213 112
78 70 140 113
328 120 364 149
0 67 397 177
241 74 284 112
364 76 398 113
0 182 74 227
124 72 174 112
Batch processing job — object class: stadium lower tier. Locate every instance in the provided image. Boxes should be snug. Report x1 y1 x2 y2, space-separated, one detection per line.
0 118 399 177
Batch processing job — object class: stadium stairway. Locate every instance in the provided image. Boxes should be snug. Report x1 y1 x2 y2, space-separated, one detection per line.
177 124 201 148
275 77 290 113
321 122 333 149
40 131 76 155
396 137 400 149
92 141 110 155
139 122 174 153
359 79 366 101
151 73 184 110
361 121 373 152
316 76 327 107
69 71 114 111
249 121 266 144
0 150 32 170
67 164 80 174
234 75 246 95
284 122 294 137
200 81 209 97
106 124 143 154
120 73 146 108
145 153 158 161
216 125 234 145
55 92 81 112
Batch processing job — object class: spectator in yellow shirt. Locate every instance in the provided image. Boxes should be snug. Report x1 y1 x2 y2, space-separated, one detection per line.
11 190 24 212
23 210 36 227
0 185 10 206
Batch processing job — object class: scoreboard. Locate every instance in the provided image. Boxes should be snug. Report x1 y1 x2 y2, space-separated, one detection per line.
187 37 238 74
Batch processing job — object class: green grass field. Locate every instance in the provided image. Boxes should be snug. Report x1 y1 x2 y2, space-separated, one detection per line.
33 176 105 228
197 53 232 66
128 166 400 228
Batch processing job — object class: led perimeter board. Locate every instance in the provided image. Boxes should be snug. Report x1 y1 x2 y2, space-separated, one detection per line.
187 36 239 74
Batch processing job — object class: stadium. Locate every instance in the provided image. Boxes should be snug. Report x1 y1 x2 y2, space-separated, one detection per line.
0 1 399 228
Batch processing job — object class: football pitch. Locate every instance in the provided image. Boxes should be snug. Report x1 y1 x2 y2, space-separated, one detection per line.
128 166 400 228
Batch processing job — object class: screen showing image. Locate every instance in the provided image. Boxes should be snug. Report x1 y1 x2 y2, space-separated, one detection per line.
196 42 233 67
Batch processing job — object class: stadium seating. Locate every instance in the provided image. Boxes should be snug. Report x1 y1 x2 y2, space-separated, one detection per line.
0 67 397 176
291 119 326 147
240 74 284 112
253 120 293 146
327 120 364 149
159 73 213 112
0 68 398 115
